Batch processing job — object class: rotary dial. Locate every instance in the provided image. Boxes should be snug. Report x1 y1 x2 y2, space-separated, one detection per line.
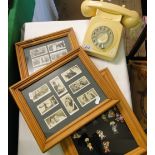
91 26 114 50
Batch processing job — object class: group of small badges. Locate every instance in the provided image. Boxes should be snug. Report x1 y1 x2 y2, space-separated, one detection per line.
72 106 124 154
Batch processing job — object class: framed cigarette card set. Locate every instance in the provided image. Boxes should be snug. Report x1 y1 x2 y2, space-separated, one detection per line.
10 47 117 152
15 28 79 79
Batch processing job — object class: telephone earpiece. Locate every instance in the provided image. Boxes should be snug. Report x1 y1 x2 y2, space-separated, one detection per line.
122 15 140 28
81 0 140 28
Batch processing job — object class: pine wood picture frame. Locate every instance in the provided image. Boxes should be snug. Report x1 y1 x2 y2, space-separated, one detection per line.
15 27 80 152
15 28 79 79
9 47 120 152
61 69 147 155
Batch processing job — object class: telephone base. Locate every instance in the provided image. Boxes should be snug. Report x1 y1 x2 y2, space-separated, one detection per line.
83 45 118 61
82 15 123 61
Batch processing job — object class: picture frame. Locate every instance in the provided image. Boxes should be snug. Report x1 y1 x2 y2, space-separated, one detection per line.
61 69 147 155
15 28 79 79
10 47 120 152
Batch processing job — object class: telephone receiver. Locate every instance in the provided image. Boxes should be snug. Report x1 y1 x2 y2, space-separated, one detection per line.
81 0 140 61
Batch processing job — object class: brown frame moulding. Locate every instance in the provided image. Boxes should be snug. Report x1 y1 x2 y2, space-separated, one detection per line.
9 47 121 152
15 27 79 79
61 69 147 155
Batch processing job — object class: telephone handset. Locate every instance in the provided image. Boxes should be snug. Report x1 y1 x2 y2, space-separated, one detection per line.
81 0 140 61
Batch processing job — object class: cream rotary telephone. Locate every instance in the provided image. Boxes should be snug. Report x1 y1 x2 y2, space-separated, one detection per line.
81 0 140 61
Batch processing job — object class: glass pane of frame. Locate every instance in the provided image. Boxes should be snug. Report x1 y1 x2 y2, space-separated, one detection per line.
24 36 71 75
